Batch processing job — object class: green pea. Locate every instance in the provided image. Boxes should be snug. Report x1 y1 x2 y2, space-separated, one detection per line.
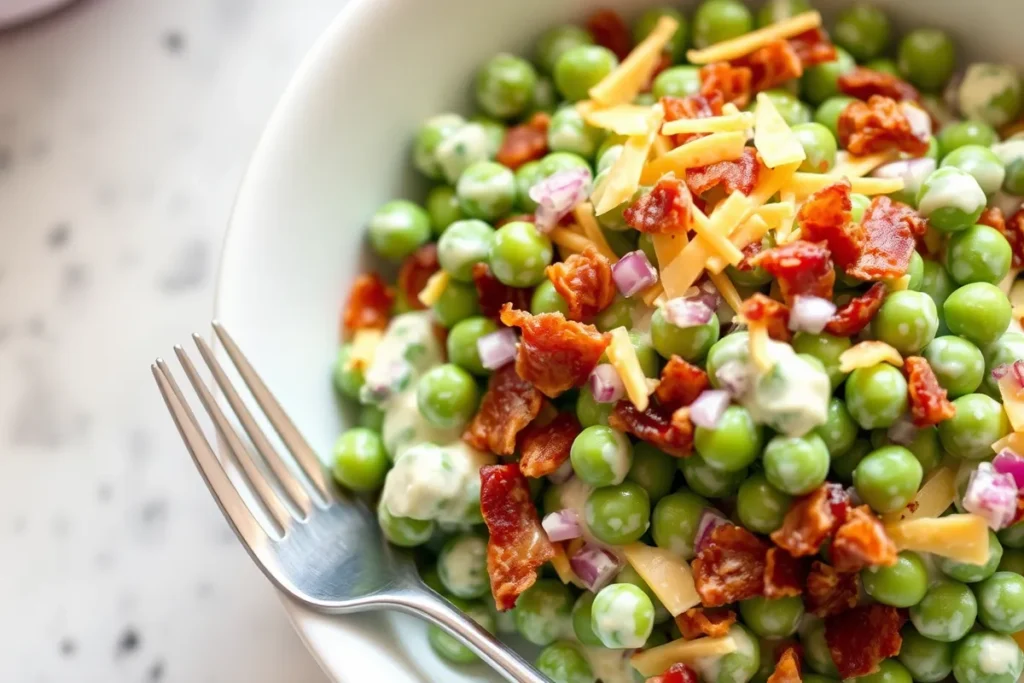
866 58 900 77
638 233 658 269
851 659 914 683
595 295 634 332
617 564 672 625
530 280 569 316
456 161 516 222
833 3 891 62
598 330 660 378
627 442 678 502
489 220 552 287
853 445 923 514
938 120 999 158
576 385 613 428
958 63 1024 129
436 534 488 599
763 433 830 496
983 332 1024 398
845 363 909 430
802 46 856 105
939 530 1003 583
791 332 851 391
740 596 804 639
428 598 495 663
975 571 1024 633
359 405 385 431
946 224 1013 286
653 66 702 99
416 363 479 429
875 426 943 477
435 122 494 184
535 25 594 75
547 106 603 161
333 344 365 399
472 115 507 157
899 625 955 683
554 45 618 102
414 113 465 181
709 625 761 683
447 316 499 376
792 122 837 174
945 282 1012 347
940 393 1018 461
585 481 651 545
802 619 839 676
602 224 639 257
570 425 633 487
514 160 545 212
941 145 1007 197
652 490 707 559
377 500 434 547
919 258 957 312
426 186 465 236
438 219 495 282
727 234 775 288
367 199 432 261
695 405 764 473
737 472 792 535
918 167 987 234
692 0 753 48
862 551 929 607
998 549 1024 574
706 332 750 388
431 280 481 328
813 398 859 458
757 0 811 27
515 579 573 646
652 307 721 362
591 583 656 649
952 631 1024 683
680 453 748 498
571 592 602 647
993 140 1024 195
475 53 537 120
815 95 858 139
898 28 957 93
923 336 985 398
332 428 388 492
536 641 594 683
761 89 813 126
910 579 978 642
634 7 688 61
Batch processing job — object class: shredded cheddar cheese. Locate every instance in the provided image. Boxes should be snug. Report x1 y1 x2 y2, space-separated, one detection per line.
691 197 746 265
993 431 1024 455
748 321 773 372
661 111 756 136
886 514 990 565
652 134 672 158
346 329 384 372
776 191 799 242
594 107 665 215
572 202 619 262
706 215 771 274
998 375 1024 432
786 173 905 197
686 11 822 63
754 92 806 169
622 543 701 616
633 637 738 677
550 226 597 255
640 131 747 185
833 150 900 178
607 327 650 412
652 232 688 270
838 341 904 373
882 466 957 525
549 544 585 588
581 103 658 135
883 274 912 292
417 270 450 307
590 16 679 106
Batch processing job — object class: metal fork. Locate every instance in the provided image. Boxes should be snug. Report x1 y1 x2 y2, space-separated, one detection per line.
152 322 548 683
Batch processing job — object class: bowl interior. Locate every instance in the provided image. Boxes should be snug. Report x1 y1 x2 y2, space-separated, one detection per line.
217 0 1023 681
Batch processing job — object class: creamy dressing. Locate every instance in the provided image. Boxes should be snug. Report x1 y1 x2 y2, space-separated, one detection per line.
600 430 633 485
694 625 755 683
992 140 1024 167
977 635 1023 674
918 169 988 217
582 647 636 683
414 113 464 178
436 122 490 185
593 588 648 648
959 63 1022 127
439 535 487 596
738 339 830 436
549 117 586 152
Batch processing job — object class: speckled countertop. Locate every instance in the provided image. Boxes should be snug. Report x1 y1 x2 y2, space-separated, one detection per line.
0 1 342 681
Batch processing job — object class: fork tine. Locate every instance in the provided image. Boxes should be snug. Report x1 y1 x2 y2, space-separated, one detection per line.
211 321 330 504
193 333 312 518
151 360 273 546
173 345 292 533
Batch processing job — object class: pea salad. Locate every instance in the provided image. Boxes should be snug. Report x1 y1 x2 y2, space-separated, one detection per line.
332 3 1024 683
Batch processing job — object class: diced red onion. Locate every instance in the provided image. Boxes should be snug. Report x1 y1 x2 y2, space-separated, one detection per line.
664 298 715 328
698 279 724 309
715 360 751 398
589 363 625 404
992 363 1011 381
477 328 518 370
542 509 583 542
993 191 1024 218
963 462 1020 530
690 390 731 429
548 458 575 484
870 157 936 199
788 295 837 334
886 414 920 447
529 168 592 233
611 250 659 298
694 508 729 555
570 544 622 592
993 450 1024 489
1012 361 1024 388
900 101 933 140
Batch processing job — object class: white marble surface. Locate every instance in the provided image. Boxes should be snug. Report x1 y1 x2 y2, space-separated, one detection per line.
0 1 344 681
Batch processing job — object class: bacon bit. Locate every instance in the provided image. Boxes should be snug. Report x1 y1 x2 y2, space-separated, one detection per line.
687 148 762 197
739 293 792 342
764 547 808 599
496 113 550 171
647 663 700 683
797 179 865 270
998 208 1024 268
805 561 860 617
700 62 753 109
752 240 836 306
832 505 899 572
472 263 534 323
693 524 769 607
624 176 695 234
771 483 851 557
839 67 920 102
737 238 765 270
611 401 695 457
342 273 394 338
847 196 926 280
500 305 611 398
980 206 1007 232
518 413 582 478
656 356 710 409
661 94 725 146
788 27 838 67
586 8 632 61
480 464 555 611
737 40 804 93
838 95 930 157
904 356 956 428
464 364 544 455
397 243 440 312
825 282 886 336
825 604 907 678
674 607 737 640
767 647 802 683
545 246 616 322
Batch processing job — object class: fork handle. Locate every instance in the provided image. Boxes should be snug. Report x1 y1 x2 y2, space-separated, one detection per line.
388 587 550 683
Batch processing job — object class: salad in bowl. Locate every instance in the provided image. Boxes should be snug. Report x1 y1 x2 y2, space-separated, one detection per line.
328 2 1024 682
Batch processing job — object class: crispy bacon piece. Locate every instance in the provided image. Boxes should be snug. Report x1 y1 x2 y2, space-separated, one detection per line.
656 356 710 409
545 246 616 322
480 464 555 611
739 293 792 342
797 179 865 270
693 524 769 607
464 364 544 455
980 206 1007 232
752 240 836 306
397 243 440 312
496 113 550 170
788 27 838 67
998 208 1024 268
587 8 632 61
847 196 926 280
500 304 611 398
472 263 534 322
624 176 695 234
764 547 808 599
832 505 899 572
838 95 930 157
518 413 582 478
825 604 907 678
904 356 956 428
687 148 762 197
343 273 393 338
647 664 700 683
839 67 920 102
611 401 694 457
737 40 804 92
767 647 802 683
700 62 753 109
675 607 737 639
805 561 860 617
771 483 851 557
825 282 886 336
661 94 725 146
737 237 766 270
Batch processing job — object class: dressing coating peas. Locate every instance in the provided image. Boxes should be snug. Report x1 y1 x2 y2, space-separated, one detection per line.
456 161 516 221
332 428 389 492
919 258 957 310
571 592 602 646
736 472 791 535
761 90 813 126
952 631 1024 683
941 145 1007 197
627 443 677 502
489 220 552 287
554 45 618 102
958 63 1024 129
334 344 365 399
917 167 987 233
863 551 929 607
414 114 465 180
814 398 858 458
707 625 761 683
792 332 851 390
652 490 707 559
651 307 720 362
695 405 764 473
590 583 655 649
617 565 671 624
531 280 570 316
792 122 837 173
570 425 633 487
428 598 494 663
426 185 465 236
940 530 1003 583
585 481 651 545
898 28 956 93
757 0 811 26
547 106 602 160
416 364 479 429
802 46 856 105
653 66 702 99
535 25 594 75
899 625 955 683
438 219 495 282
910 579 978 642
576 386 612 428
854 445 923 514
763 433 831 496
515 579 573 646
923 335 985 398
378 500 434 547
845 363 909 430
437 534 488 599
368 199 432 261
680 453 748 498
435 122 494 185
475 53 537 120
878 425 943 476
471 116 506 157
945 224 1013 286
944 282 1012 347
833 3 891 62
815 95 858 139
873 290 939 355
983 332 1024 397
706 332 750 388
692 0 753 49
634 7 688 61
447 316 499 376
975 571 1024 633
938 120 999 158
431 280 481 328
802 619 839 676
739 596 804 639
536 641 594 683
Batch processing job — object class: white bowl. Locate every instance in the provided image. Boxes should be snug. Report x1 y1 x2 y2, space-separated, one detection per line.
217 0 1022 681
